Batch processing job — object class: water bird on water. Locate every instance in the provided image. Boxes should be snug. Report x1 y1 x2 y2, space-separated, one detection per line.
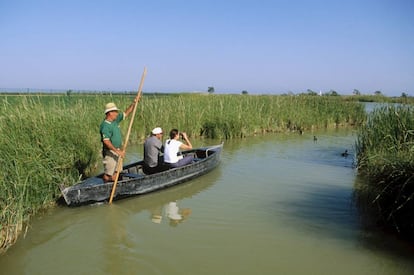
341 150 349 157
313 136 317 143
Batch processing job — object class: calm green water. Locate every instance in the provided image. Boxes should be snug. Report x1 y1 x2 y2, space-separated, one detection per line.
1 129 414 275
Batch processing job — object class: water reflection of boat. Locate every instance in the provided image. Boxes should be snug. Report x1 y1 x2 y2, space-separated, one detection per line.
119 167 220 222
60 144 223 206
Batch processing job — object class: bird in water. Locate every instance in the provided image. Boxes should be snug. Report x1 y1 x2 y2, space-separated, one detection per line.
313 136 317 143
341 150 349 157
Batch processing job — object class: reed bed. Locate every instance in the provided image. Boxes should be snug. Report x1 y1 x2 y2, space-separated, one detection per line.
0 95 101 252
355 105 414 238
0 93 365 253
139 94 366 139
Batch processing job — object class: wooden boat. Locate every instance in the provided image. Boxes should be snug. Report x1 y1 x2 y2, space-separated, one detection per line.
60 143 223 206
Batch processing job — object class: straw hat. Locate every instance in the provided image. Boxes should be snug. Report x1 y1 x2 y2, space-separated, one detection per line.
104 102 119 114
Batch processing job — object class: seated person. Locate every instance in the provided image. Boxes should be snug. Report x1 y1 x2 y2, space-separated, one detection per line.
143 127 168 174
163 129 193 168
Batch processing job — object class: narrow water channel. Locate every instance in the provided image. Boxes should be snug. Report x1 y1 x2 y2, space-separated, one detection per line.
1 128 413 275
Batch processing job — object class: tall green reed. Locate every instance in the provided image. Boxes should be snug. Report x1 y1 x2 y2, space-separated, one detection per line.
144 94 366 139
355 105 414 237
0 95 102 252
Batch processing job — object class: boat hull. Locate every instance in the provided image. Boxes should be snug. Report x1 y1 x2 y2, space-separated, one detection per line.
60 144 223 206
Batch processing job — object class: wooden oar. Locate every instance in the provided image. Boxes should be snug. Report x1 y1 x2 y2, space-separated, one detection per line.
109 67 147 204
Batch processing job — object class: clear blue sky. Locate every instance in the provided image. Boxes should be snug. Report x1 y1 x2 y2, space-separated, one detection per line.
1 0 413 96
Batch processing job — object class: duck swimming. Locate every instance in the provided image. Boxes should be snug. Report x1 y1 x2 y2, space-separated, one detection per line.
341 150 349 157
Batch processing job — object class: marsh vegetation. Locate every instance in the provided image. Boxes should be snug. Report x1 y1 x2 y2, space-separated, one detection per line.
355 105 414 238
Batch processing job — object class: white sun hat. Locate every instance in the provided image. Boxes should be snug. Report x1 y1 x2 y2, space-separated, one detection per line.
152 127 163 135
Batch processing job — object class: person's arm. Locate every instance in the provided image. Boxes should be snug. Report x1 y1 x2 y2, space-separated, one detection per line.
124 96 140 117
103 139 125 158
179 132 192 150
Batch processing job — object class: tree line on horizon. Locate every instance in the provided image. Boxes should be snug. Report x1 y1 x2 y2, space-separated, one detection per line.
0 87 411 98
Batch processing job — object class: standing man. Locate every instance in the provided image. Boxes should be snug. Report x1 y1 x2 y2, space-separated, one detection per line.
100 97 139 182
143 127 166 174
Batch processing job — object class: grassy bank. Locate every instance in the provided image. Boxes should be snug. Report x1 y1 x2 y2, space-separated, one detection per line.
355 105 414 239
0 93 366 253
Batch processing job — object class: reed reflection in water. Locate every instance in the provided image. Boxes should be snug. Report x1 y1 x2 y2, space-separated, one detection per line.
1 129 414 275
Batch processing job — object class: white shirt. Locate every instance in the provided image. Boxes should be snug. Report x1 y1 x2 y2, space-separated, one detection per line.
163 139 183 163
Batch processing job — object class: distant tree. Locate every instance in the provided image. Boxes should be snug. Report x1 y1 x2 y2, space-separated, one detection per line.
401 92 408 103
241 90 248 95
327 90 339 96
353 89 361 95
207 87 215 94
66 89 73 96
374 90 383 96
307 89 317 96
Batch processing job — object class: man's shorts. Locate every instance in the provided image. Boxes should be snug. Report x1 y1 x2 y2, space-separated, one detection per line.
103 150 119 176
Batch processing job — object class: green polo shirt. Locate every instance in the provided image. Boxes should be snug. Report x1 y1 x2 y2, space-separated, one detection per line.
100 112 124 150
